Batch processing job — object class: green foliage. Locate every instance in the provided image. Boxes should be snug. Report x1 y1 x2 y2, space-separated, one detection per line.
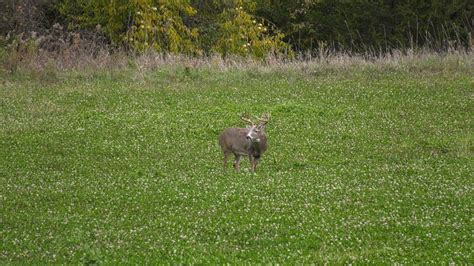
211 4 290 57
55 0 290 57
3 0 472 55
57 0 130 43
255 0 473 52
58 0 200 54
127 0 200 54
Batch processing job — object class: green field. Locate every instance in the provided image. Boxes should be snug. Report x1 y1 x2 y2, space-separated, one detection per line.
1 56 473 263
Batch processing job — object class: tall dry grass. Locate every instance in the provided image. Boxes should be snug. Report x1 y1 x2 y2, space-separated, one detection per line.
0 26 472 78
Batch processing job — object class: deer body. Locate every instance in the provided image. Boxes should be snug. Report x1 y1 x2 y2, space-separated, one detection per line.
219 114 269 172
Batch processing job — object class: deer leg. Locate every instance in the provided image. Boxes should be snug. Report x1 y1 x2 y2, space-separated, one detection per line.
252 155 260 172
252 158 259 172
248 155 254 172
233 154 241 172
223 151 230 170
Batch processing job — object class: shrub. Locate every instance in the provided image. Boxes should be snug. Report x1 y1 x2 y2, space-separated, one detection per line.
126 1 200 54
211 4 290 58
58 0 200 54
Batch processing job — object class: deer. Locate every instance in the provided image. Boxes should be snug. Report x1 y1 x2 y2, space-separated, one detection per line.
219 113 270 172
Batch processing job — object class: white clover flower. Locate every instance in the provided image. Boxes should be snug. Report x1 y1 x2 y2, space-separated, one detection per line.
152 7 157 11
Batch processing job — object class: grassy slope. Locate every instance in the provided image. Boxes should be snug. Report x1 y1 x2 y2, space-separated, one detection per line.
1 59 473 263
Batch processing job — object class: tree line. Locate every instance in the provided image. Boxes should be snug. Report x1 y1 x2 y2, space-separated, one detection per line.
1 0 472 57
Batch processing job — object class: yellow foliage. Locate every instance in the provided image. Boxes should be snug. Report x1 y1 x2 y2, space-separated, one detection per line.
211 5 291 58
126 0 200 54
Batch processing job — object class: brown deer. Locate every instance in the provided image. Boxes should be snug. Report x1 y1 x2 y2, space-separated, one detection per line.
219 113 270 172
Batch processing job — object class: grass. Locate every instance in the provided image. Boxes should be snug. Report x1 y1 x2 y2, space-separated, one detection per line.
0 54 473 263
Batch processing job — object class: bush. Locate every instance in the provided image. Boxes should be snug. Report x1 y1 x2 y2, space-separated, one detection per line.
56 0 289 57
126 1 200 54
211 5 290 58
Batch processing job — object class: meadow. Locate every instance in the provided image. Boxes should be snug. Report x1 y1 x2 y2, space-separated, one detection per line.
1 54 473 263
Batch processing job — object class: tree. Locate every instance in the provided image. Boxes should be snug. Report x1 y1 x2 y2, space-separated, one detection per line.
211 3 290 57
58 0 200 54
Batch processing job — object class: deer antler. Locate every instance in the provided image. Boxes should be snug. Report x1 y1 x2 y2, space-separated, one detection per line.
257 113 270 125
240 113 255 125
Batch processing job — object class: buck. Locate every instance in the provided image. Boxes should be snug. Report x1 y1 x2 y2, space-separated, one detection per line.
219 113 270 172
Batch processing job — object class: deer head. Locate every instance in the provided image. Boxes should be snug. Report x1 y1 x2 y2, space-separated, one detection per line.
241 113 270 143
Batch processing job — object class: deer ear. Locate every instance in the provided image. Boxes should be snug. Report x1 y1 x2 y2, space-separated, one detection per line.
246 125 251 129
258 125 265 130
